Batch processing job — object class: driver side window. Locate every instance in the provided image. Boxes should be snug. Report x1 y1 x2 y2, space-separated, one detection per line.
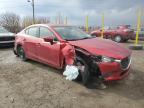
40 27 54 38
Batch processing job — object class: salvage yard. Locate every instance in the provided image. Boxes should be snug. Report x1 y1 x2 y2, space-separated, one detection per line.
0 40 144 108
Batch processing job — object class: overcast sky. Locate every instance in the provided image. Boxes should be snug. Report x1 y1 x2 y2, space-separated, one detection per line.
0 0 144 26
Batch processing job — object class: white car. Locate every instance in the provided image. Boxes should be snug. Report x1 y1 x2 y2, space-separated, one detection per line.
0 26 15 47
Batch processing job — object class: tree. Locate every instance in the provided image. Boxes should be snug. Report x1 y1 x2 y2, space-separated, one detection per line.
22 16 33 28
0 12 20 33
22 16 50 28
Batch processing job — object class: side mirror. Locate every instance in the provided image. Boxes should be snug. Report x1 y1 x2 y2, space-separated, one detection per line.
43 36 54 44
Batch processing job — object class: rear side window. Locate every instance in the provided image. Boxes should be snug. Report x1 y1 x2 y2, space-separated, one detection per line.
40 27 54 38
25 27 39 38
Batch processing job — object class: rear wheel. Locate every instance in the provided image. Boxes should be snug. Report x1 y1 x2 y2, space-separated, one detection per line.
17 46 27 61
75 56 90 85
113 35 122 43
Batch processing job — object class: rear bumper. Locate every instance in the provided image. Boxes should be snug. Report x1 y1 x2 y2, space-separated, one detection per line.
98 62 130 81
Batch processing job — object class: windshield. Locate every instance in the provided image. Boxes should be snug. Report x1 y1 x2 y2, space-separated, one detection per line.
0 27 9 33
54 26 93 41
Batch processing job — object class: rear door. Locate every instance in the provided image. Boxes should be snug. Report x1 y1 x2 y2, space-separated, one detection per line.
24 27 40 59
37 26 61 68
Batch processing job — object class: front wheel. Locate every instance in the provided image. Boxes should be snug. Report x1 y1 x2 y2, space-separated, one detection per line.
113 35 122 43
75 56 90 85
17 46 27 61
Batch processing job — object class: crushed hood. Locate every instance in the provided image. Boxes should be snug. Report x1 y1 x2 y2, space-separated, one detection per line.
68 38 132 59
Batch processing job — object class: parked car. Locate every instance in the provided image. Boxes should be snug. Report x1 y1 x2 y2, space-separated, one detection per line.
131 28 144 41
13 24 132 85
91 25 134 43
0 26 15 47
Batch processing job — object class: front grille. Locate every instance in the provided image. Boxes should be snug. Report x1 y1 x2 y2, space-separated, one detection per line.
121 56 131 70
0 36 15 41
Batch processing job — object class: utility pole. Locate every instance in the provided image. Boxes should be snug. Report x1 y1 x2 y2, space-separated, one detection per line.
27 0 35 24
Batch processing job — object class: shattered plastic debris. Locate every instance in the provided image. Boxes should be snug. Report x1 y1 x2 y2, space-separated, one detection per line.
63 65 79 81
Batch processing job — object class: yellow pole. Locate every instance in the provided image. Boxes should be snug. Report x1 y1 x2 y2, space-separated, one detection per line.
135 9 142 45
86 15 89 33
101 13 104 38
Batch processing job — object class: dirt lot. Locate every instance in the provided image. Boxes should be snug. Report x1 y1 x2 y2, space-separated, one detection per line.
0 40 144 108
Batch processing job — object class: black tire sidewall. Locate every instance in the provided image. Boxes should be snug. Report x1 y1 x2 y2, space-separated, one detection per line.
75 56 90 85
17 46 27 61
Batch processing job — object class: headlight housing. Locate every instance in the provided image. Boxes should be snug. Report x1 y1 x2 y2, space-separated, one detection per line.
101 56 114 63
91 55 119 63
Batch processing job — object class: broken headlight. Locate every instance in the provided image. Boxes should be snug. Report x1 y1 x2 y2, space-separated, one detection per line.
101 56 115 63
91 55 115 63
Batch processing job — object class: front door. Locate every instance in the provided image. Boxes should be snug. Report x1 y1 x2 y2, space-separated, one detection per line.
37 27 61 68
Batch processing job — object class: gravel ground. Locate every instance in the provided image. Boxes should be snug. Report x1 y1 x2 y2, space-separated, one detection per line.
0 40 144 108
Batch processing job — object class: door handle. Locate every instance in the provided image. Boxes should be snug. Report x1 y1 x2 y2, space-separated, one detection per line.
36 43 41 46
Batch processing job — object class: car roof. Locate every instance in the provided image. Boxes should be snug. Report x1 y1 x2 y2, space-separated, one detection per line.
28 23 74 28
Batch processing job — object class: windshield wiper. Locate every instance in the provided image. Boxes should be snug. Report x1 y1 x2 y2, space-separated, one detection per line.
66 37 94 41
79 37 94 40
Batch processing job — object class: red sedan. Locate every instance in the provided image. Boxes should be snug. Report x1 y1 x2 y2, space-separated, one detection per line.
14 24 132 85
91 25 134 43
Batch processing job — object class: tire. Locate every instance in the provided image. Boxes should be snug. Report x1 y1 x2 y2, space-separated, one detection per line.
113 35 122 43
75 56 90 86
17 46 27 61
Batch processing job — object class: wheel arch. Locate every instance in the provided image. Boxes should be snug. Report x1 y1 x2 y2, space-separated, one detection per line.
113 34 123 38
74 46 102 76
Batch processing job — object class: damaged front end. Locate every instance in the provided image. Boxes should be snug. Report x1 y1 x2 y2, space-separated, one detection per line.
60 42 106 83
74 47 103 79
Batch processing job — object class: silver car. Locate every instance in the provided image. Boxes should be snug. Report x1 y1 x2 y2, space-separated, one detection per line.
0 26 15 47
